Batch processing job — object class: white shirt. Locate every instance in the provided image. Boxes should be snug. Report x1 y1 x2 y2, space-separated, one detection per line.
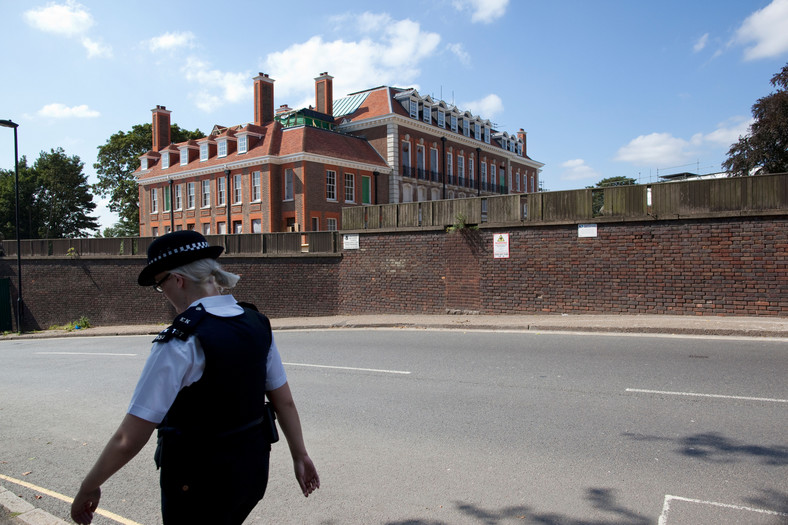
127 295 287 424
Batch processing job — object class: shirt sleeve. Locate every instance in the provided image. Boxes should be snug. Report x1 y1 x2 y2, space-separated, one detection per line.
266 334 287 391
127 336 205 424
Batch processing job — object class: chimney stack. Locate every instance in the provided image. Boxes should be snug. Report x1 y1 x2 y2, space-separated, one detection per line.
315 72 334 116
517 128 527 156
152 105 171 152
253 73 275 126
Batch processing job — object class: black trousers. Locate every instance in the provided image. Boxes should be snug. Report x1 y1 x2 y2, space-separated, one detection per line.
159 426 271 524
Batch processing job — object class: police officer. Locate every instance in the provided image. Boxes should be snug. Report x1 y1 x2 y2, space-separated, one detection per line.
72 230 319 524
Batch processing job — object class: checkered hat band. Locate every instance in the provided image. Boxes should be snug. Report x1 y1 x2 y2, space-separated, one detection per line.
149 241 210 264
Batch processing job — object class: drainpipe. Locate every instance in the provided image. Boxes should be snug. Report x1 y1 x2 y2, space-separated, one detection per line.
224 168 231 233
373 171 379 205
441 137 446 200
169 178 175 232
476 147 481 196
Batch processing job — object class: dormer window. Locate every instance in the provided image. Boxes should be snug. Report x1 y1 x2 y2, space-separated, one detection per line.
218 139 227 158
162 152 170 169
517 143 523 156
474 122 481 140
200 143 208 161
484 127 490 144
423 105 431 124
438 110 445 128
409 100 418 119
451 114 458 133
180 147 189 165
463 119 470 137
238 135 248 154
141 158 148 170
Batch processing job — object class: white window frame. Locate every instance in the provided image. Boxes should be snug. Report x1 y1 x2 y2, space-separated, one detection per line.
238 135 248 154
180 148 189 165
491 164 497 187
430 148 439 178
187 182 195 209
326 170 336 201
423 105 431 124
437 110 445 129
200 143 208 161
327 218 337 231
484 127 490 144
463 119 470 137
162 152 170 169
409 99 418 119
251 218 261 233
175 184 182 210
252 171 261 202
446 152 453 178
469 157 475 182
201 180 211 208
457 155 465 179
141 158 148 170
481 162 487 186
217 139 227 158
150 188 158 213
217 177 226 206
474 123 481 140
233 174 242 204
344 172 355 203
451 114 458 133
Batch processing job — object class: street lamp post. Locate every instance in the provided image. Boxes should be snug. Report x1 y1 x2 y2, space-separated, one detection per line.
0 119 23 333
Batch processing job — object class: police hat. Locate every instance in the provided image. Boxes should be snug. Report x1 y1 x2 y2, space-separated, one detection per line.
138 230 224 286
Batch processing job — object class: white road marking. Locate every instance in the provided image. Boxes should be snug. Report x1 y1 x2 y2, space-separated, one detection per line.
36 352 137 356
626 388 788 404
283 362 411 375
659 494 788 524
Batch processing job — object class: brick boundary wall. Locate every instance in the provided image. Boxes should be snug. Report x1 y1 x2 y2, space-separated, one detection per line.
0 215 786 330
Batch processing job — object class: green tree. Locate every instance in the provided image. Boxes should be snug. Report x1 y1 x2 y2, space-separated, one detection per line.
0 149 99 239
93 123 203 236
723 62 788 176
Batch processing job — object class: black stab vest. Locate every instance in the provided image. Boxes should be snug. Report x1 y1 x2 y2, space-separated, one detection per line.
157 304 272 437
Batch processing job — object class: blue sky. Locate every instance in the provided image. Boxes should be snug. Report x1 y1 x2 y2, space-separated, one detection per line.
1 0 787 229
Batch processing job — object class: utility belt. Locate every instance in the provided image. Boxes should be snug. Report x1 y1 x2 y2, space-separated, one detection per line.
155 403 279 469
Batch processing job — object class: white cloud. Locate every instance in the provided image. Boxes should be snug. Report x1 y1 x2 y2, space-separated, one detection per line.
734 0 788 60
692 116 753 147
24 0 93 37
463 94 504 118
183 57 250 112
615 132 693 165
447 43 471 66
144 31 197 53
265 13 441 105
37 103 100 118
24 1 112 58
693 33 709 53
560 159 599 182
82 37 112 58
452 0 510 24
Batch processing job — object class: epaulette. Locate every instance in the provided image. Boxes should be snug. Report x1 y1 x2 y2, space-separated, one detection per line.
237 301 259 312
153 303 208 343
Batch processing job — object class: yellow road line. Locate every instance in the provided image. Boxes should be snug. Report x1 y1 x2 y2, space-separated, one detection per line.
0 473 143 525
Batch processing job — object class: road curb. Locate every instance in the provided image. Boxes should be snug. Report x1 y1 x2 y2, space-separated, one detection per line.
0 485 68 525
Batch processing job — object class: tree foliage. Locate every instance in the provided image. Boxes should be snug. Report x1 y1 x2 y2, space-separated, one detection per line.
93 123 203 236
0 148 99 239
723 62 788 176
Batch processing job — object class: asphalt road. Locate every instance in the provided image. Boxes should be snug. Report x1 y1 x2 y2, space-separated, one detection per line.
0 329 786 524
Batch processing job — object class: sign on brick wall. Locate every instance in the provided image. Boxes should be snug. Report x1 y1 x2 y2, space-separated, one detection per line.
493 233 509 259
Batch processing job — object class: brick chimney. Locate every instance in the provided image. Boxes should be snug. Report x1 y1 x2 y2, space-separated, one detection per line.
253 73 275 125
152 105 171 152
517 128 527 156
315 72 333 116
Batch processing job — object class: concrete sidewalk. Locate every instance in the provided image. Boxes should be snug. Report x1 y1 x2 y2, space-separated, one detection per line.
3 313 788 340
1 313 786 524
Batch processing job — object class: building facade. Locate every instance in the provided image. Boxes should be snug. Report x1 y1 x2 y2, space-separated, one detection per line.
136 73 543 236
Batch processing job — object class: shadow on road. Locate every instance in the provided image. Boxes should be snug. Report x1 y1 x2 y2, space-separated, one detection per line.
623 431 788 466
376 488 649 525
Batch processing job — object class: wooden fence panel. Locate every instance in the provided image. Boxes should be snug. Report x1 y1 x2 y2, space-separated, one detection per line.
398 203 420 227
307 232 336 252
381 204 398 228
603 185 647 217
342 207 365 230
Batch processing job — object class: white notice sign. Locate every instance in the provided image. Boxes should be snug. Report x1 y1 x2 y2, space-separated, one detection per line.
493 233 510 259
578 224 598 238
343 234 360 250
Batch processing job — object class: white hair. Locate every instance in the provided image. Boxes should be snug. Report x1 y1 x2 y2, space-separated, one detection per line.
170 258 240 293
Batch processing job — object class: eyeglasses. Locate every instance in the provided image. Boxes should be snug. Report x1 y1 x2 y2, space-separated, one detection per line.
153 273 172 293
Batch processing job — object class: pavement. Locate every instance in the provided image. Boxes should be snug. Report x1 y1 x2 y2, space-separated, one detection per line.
1 313 787 524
